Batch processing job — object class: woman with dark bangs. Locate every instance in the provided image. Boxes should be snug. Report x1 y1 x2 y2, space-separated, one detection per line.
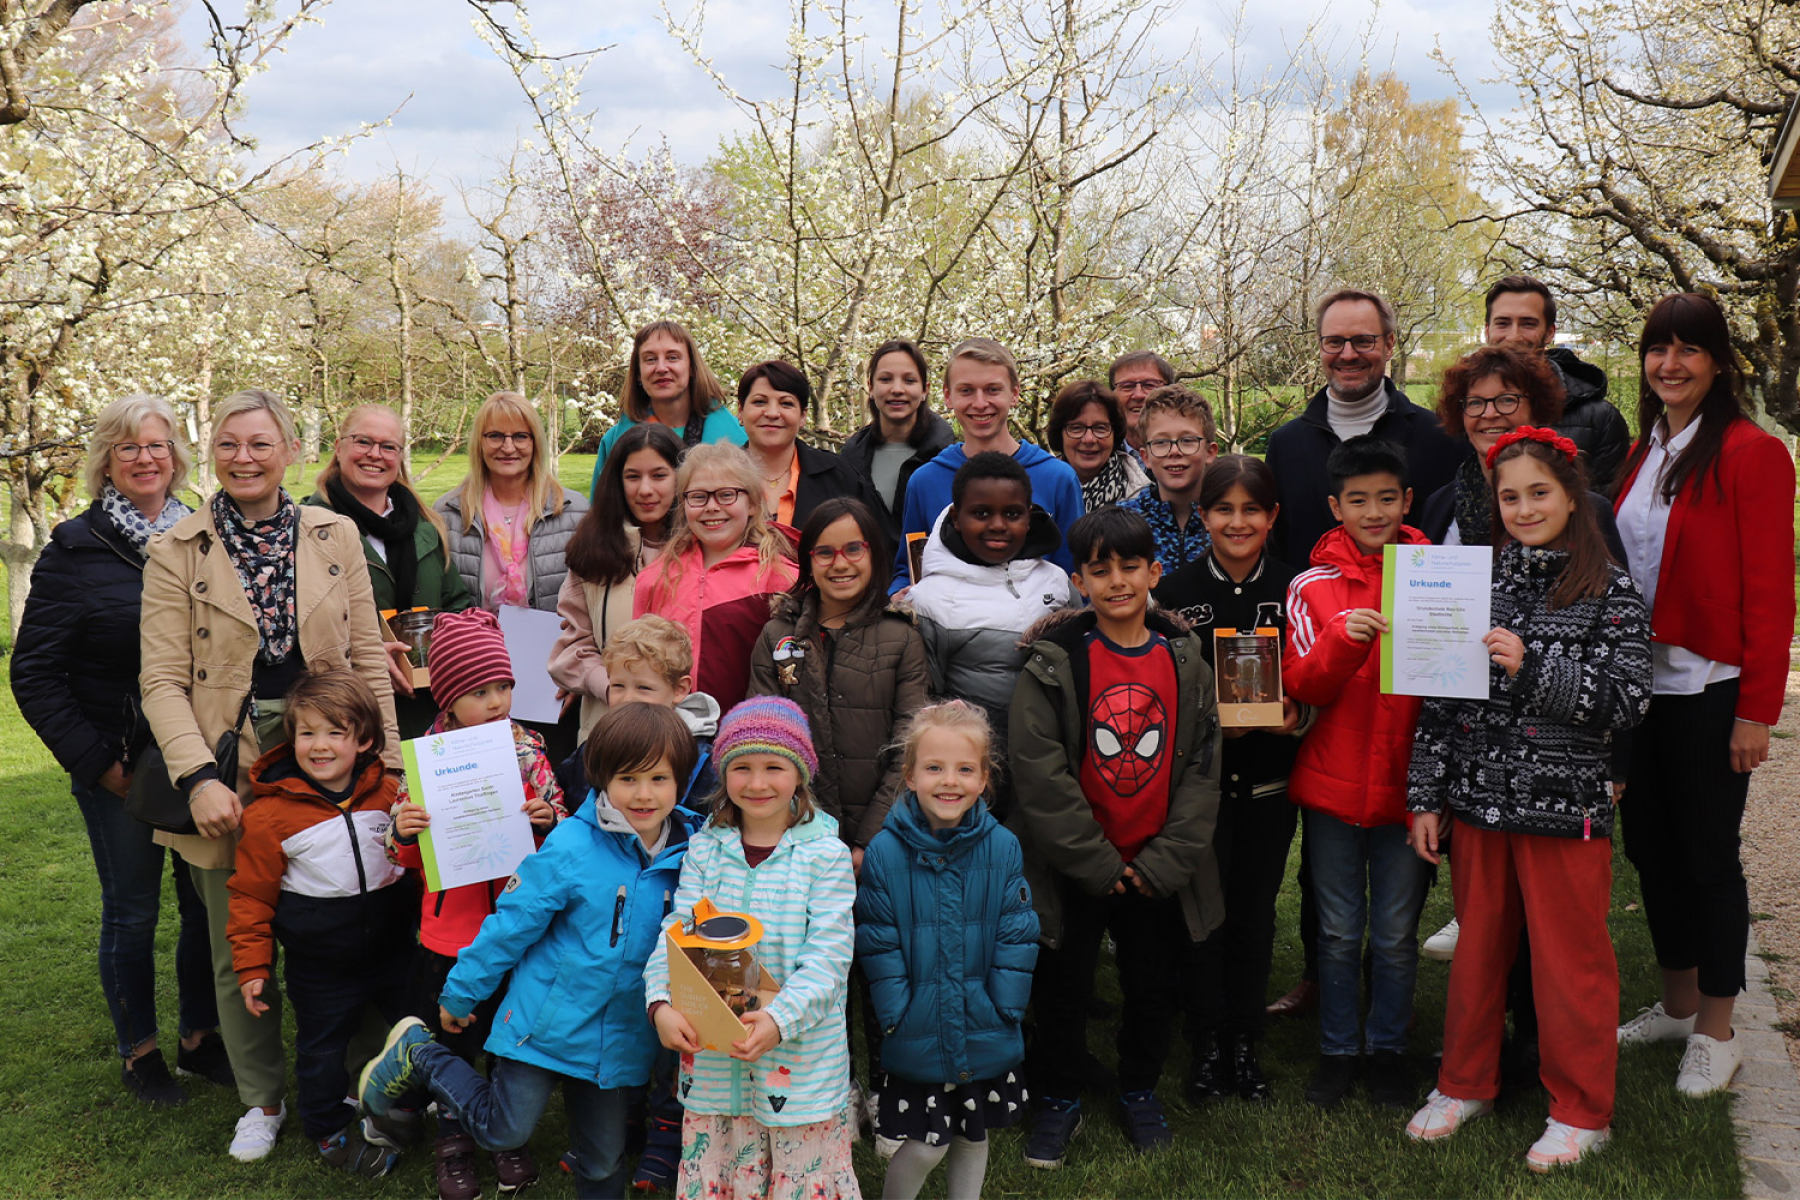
1611 293 1795 1097
734 359 879 534
589 319 746 494
1046 379 1151 511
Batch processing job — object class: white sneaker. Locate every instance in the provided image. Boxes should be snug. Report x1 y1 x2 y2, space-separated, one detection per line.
1617 1001 1696 1045
1676 1032 1742 1096
1405 1088 1492 1141
1422 919 1460 962
1526 1118 1610 1171
228 1103 286 1162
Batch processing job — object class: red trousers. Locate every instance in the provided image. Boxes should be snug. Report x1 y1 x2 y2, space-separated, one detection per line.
1439 823 1617 1130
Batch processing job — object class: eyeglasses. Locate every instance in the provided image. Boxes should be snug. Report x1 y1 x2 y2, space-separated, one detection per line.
810 540 870 567
1319 334 1383 354
114 440 174 462
1113 379 1164 394
214 439 280 461
342 434 401 458
1463 393 1525 417
1146 435 1208 458
1063 423 1114 441
482 431 533 447
683 487 747 509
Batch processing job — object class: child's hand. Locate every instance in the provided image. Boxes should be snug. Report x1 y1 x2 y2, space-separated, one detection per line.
1409 813 1443 865
654 1004 702 1053
1343 608 1388 644
524 795 555 830
850 846 865 876
730 1010 782 1062
241 978 269 1017
1122 865 1157 898
394 802 430 839
439 1005 474 1034
1484 628 1525 678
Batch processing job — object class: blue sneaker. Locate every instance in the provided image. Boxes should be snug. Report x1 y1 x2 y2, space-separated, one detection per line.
1119 1089 1171 1153
1023 1097 1083 1170
358 1016 431 1123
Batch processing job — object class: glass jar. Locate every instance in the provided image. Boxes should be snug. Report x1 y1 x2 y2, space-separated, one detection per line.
389 609 437 669
692 915 761 1015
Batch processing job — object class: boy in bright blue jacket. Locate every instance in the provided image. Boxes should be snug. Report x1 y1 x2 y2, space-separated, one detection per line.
359 704 699 1200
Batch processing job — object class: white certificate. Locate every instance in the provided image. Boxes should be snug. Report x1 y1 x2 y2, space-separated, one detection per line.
1380 544 1492 700
400 720 535 892
498 604 565 724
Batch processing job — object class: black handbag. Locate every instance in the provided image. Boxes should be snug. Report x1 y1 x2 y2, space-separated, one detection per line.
125 690 255 835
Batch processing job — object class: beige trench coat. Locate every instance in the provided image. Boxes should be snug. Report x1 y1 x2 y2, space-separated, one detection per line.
139 503 402 870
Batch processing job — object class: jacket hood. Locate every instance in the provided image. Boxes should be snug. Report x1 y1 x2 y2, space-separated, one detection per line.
921 504 1064 577
1544 346 1608 406
1018 602 1192 652
584 793 699 863
922 436 1056 475
883 790 1000 855
696 805 841 852
1308 523 1430 578
676 690 721 738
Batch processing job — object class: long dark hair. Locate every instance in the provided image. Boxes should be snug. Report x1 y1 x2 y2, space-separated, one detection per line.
1621 293 1745 503
567 423 684 586
1489 438 1613 609
864 339 934 445
782 496 892 625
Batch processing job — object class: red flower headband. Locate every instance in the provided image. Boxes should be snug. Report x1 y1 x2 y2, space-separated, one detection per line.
1485 425 1577 469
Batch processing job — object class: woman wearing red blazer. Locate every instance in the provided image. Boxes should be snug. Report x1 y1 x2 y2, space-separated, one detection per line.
1612 294 1796 1096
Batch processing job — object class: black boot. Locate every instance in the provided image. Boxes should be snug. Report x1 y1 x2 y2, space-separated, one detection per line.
1187 1036 1233 1102
1228 1035 1273 1103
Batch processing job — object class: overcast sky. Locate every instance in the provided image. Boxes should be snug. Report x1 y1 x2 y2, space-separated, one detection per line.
177 0 1508 198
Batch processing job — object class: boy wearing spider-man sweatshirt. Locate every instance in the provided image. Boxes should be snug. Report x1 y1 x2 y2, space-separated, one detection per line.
1007 506 1223 1170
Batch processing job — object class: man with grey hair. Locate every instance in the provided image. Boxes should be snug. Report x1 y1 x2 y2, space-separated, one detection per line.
1108 350 1176 463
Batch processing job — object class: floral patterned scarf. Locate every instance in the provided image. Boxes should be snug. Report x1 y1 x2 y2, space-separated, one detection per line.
99 483 190 560
211 488 299 663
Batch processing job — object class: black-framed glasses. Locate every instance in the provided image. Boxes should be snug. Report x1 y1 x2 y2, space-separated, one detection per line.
1319 334 1382 353
214 439 280 461
342 434 401 458
810 540 870 567
1114 378 1164 393
114 440 174 462
1146 435 1207 458
1463 393 1525 417
1064 423 1114 441
683 487 747 509
482 431 533 447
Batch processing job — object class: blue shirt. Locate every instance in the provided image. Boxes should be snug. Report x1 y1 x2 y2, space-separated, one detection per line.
1119 484 1211 574
891 440 1085 591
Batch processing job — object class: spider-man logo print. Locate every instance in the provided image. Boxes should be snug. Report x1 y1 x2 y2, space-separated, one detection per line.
1089 683 1166 796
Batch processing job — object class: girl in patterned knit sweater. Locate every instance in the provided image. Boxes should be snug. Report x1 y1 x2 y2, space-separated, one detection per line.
1401 428 1652 1171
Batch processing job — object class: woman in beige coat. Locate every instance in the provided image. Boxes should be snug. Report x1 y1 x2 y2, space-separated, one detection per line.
139 389 400 1163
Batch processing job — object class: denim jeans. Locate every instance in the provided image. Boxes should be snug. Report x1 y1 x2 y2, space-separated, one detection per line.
415 1045 630 1200
1305 810 1428 1056
70 777 216 1057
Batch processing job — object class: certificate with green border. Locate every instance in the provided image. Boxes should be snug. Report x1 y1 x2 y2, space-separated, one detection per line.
1380 543 1492 699
400 721 534 892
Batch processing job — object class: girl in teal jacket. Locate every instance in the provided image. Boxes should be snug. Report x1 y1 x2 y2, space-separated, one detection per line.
359 704 700 1200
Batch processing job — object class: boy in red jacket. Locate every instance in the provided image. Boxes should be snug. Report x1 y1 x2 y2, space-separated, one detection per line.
1283 436 1431 1112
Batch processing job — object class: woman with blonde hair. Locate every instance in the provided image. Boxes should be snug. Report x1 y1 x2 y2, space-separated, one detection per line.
14 394 224 1107
589 319 746 493
436 391 588 614
138 387 400 1163
633 443 798 710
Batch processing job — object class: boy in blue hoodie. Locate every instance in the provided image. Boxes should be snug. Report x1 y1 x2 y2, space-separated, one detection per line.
891 337 1084 591
359 703 700 1200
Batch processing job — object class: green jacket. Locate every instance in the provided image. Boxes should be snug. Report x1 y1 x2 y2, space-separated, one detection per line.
1006 606 1224 948
303 491 475 615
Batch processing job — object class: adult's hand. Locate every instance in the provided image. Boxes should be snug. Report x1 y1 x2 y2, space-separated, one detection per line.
1730 720 1771 774
384 641 415 698
99 761 132 799
191 780 243 839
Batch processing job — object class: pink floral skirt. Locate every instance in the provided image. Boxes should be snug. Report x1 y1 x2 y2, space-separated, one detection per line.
677 1109 862 1200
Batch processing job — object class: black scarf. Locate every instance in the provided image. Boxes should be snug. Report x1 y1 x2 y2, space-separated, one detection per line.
1079 453 1132 510
1452 454 1493 547
326 476 421 607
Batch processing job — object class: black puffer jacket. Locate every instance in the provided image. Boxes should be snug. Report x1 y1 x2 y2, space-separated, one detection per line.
841 407 956 547
1545 347 1630 495
12 501 155 786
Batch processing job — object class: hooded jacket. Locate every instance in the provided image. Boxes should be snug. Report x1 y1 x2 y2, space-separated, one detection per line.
1007 607 1224 946
748 590 930 847
229 751 410 986
440 796 698 1087
842 406 957 546
1407 544 1651 840
906 506 1076 738
554 691 721 816
1283 524 1430 827
642 811 856 1126
855 794 1038 1085
435 485 589 614
1544 347 1630 494
891 439 1086 589
633 542 799 712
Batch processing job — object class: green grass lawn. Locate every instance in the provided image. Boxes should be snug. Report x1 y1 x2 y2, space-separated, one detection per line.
0 650 1741 1198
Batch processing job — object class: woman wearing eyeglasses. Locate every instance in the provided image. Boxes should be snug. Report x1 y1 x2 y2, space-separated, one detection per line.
633 444 799 710
12 394 226 1108
1046 379 1150 511
436 392 588 614
136 388 401 1162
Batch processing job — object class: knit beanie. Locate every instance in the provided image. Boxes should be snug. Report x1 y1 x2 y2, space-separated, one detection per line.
713 696 818 789
428 608 514 708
